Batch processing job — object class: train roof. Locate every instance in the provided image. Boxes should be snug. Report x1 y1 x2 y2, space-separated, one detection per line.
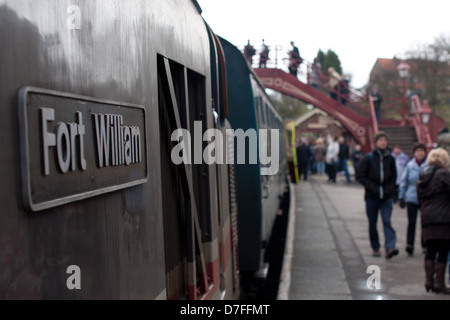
218 36 284 123
191 0 202 14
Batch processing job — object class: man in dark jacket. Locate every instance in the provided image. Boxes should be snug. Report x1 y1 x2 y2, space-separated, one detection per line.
356 131 399 259
296 139 312 181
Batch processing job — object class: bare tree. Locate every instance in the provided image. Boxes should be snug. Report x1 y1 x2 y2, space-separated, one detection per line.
369 34 450 125
405 33 450 122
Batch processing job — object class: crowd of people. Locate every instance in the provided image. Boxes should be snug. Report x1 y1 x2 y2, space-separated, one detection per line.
243 40 351 103
296 130 450 294
295 132 355 184
244 38 450 295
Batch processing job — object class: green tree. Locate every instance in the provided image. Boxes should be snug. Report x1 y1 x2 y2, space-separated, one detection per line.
322 49 342 75
317 49 325 68
267 91 310 120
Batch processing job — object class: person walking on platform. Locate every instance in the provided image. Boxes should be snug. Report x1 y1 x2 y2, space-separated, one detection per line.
398 143 428 256
392 145 410 203
338 136 351 183
417 148 450 294
356 131 399 259
352 144 365 174
325 135 339 183
314 138 326 176
296 138 312 181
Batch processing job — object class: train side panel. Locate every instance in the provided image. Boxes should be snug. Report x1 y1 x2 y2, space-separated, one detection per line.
251 80 287 256
0 0 212 300
219 38 262 273
219 37 286 275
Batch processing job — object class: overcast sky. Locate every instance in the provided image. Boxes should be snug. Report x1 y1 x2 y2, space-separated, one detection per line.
197 0 450 88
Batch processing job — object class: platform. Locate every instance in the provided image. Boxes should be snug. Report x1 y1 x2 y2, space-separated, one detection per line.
278 175 450 300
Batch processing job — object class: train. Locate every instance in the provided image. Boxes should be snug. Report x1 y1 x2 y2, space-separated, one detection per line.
219 37 287 279
0 0 287 300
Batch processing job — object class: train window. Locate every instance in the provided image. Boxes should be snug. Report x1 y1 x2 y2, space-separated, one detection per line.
255 96 263 128
258 98 264 127
264 102 270 128
254 97 260 127
187 70 212 243
269 104 273 128
157 55 212 300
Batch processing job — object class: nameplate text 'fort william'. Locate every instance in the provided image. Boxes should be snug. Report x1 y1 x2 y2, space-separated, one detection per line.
19 87 148 212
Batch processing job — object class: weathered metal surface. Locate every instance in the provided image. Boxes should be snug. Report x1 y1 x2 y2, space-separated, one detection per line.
0 0 210 299
19 87 148 212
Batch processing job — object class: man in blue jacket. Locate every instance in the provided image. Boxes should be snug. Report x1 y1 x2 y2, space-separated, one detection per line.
356 131 399 259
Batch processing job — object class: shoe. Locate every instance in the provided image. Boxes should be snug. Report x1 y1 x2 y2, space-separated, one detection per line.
406 245 414 256
372 250 381 257
386 248 399 259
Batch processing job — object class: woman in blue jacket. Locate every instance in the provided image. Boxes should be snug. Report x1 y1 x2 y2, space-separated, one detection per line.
399 143 428 256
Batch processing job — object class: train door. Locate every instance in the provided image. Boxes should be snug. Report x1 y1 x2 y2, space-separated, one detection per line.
157 55 217 300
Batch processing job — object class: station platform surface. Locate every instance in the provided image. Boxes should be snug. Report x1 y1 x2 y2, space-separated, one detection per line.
278 174 450 300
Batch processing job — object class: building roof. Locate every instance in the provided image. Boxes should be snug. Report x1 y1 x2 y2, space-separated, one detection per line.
294 108 341 128
375 58 399 72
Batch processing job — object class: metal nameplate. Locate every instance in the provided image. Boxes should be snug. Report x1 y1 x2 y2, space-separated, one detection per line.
19 87 148 212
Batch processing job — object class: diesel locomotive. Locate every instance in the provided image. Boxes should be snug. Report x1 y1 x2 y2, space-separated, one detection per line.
0 0 287 300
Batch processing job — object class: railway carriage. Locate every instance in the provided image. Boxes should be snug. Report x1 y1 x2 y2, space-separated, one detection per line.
219 38 287 279
0 0 286 300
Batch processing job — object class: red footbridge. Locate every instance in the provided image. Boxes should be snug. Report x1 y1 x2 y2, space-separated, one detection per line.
253 67 445 154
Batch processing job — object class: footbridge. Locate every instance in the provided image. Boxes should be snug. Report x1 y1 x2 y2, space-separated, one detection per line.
253 67 444 154
254 68 377 152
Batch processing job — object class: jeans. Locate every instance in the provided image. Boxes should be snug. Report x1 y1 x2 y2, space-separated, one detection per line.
448 252 450 282
366 198 397 251
406 203 425 249
338 158 351 182
316 161 325 175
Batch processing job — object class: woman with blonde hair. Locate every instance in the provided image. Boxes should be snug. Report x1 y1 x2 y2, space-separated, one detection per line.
417 148 450 294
